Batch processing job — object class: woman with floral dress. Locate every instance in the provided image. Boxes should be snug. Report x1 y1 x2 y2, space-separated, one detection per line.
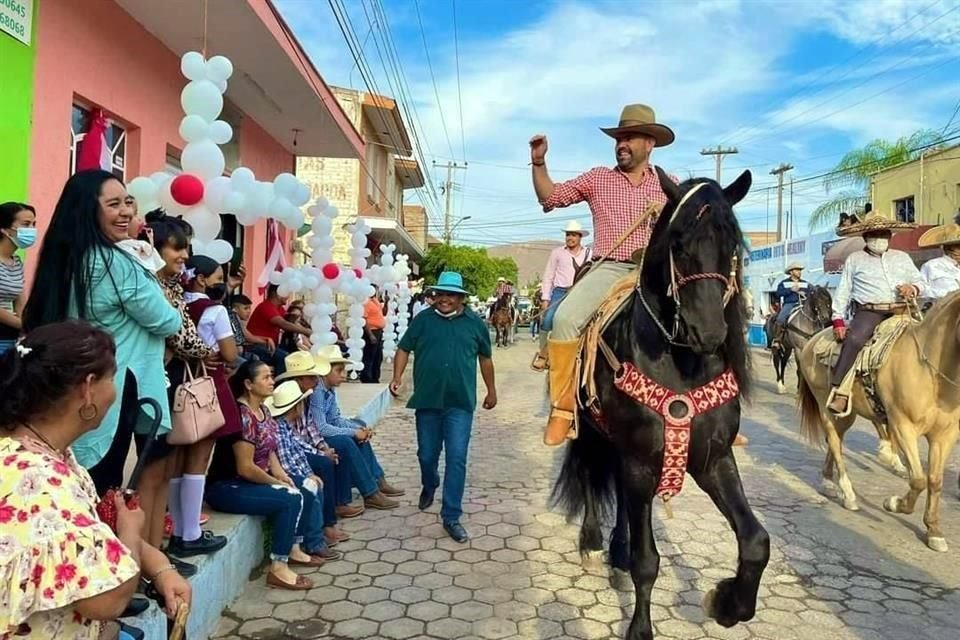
0 321 191 639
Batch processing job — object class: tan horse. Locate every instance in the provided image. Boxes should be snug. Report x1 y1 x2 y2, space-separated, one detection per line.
797 292 960 552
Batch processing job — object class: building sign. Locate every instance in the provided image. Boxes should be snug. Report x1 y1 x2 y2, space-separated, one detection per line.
787 240 806 255
821 239 843 255
0 0 32 45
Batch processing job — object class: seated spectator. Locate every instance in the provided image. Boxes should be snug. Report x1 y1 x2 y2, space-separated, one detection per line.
279 307 310 353
246 284 310 375
204 360 322 591
269 380 350 550
0 202 36 356
289 346 404 512
0 321 191 638
275 352 364 519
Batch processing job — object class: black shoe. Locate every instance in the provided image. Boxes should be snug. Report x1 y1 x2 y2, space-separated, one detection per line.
168 530 227 558
443 521 469 543
121 595 150 618
166 554 197 578
418 488 435 511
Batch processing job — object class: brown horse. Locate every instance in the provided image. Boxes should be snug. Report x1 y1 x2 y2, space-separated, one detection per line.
491 291 513 347
797 291 960 552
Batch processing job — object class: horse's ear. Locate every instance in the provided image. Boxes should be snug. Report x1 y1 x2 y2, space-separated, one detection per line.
656 166 681 202
723 170 752 206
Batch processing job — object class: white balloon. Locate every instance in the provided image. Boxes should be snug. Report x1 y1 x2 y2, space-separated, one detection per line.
269 271 284 285
312 216 332 236
303 275 319 290
277 284 291 297
304 303 318 317
273 173 299 198
127 177 157 203
269 197 292 220
230 167 256 191
214 78 228 94
197 239 234 264
291 182 311 207
315 196 330 210
249 182 274 215
234 207 259 226
181 51 207 81
204 176 232 213
182 140 225 181
181 80 223 121
325 206 339 219
205 55 234 83
184 206 222 242
150 171 173 185
191 238 208 256
208 120 233 145
284 208 304 231
321 331 338 345
179 115 210 143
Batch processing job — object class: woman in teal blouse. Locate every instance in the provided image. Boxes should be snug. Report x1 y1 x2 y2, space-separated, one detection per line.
22 170 182 493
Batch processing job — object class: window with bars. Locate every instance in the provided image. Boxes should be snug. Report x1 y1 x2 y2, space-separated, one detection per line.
69 104 127 179
894 196 915 223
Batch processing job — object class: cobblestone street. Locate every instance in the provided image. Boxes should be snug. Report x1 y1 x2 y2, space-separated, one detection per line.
214 339 960 640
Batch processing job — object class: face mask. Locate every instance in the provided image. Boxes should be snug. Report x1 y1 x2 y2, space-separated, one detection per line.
5 228 37 249
866 237 889 254
205 283 227 301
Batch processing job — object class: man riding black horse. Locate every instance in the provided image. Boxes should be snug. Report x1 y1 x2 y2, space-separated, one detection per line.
770 262 809 348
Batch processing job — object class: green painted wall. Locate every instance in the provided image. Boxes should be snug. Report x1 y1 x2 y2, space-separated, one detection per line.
0 0 37 203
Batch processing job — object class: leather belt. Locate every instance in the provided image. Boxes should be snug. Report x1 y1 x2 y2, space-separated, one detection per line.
859 302 908 314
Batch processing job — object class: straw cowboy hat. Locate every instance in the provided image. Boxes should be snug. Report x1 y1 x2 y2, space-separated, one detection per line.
600 104 675 147
785 262 804 274
430 271 470 295
275 350 330 383
314 344 361 369
918 218 960 248
265 381 313 417
836 211 916 238
563 220 590 237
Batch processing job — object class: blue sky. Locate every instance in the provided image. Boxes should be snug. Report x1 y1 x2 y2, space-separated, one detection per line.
275 0 960 246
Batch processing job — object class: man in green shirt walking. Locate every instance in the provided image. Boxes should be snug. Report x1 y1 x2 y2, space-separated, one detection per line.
391 271 497 543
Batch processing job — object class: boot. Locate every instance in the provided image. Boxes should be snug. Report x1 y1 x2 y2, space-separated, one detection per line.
771 323 784 348
544 338 579 447
827 390 849 415
364 491 399 510
378 478 405 497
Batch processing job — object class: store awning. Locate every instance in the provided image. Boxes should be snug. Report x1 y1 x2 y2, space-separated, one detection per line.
116 0 365 159
356 217 425 261
822 226 940 272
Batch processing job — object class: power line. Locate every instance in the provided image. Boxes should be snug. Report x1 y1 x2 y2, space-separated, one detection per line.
413 0 456 160
452 0 467 162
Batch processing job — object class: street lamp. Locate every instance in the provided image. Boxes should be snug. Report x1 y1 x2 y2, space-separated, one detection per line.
449 215 472 241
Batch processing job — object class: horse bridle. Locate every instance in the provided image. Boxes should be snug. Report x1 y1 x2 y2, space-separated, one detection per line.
637 182 740 347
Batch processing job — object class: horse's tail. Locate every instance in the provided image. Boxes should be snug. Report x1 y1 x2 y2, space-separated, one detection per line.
797 373 823 445
550 414 617 523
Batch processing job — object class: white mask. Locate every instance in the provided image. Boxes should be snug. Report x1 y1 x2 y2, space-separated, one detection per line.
866 237 889 254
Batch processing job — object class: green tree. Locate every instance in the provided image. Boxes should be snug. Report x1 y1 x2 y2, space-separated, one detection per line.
421 245 518 298
809 129 946 231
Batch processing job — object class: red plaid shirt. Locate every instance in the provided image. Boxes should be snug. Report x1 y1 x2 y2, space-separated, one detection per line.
542 165 677 262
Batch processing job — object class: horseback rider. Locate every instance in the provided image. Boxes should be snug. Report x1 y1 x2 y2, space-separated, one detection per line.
531 221 592 371
828 211 925 415
918 214 960 303
770 262 809 348
530 103 677 446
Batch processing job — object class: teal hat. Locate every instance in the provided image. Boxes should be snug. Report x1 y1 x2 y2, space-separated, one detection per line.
430 271 470 295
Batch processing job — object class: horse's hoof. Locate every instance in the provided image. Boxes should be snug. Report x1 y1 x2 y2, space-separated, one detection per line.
842 498 860 512
819 480 837 498
580 550 605 572
776 382 786 395
883 496 901 513
610 569 632 592
928 536 948 553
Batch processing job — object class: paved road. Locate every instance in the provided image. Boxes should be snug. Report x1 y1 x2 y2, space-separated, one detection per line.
214 339 960 640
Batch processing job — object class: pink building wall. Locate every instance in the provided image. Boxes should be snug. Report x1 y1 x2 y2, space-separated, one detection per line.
27 0 293 299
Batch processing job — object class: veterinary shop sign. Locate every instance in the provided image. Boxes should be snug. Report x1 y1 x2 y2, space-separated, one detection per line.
0 0 31 45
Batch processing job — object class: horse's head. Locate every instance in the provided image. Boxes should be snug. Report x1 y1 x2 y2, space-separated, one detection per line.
642 168 752 353
807 285 833 328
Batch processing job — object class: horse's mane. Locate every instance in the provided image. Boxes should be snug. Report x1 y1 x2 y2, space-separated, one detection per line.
634 177 753 398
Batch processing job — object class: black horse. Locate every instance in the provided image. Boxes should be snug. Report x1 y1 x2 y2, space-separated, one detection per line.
552 169 769 640
765 286 833 393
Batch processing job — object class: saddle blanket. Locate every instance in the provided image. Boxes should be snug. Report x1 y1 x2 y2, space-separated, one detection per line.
815 315 915 387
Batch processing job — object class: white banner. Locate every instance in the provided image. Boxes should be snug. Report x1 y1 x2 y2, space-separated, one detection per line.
0 0 32 46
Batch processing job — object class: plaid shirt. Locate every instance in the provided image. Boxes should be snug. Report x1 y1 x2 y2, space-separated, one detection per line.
291 412 327 452
274 416 314 479
541 165 677 262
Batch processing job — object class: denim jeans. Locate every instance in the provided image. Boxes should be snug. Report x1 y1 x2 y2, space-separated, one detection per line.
205 479 303 561
306 452 349 518
541 286 569 331
291 477 328 553
325 434 383 498
244 345 290 375
415 408 473 523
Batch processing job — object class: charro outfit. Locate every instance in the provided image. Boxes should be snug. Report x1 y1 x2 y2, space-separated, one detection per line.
918 219 960 303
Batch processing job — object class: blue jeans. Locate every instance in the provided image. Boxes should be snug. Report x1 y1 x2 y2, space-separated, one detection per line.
541 287 569 331
0 340 15 357
306 452 350 517
325 434 383 498
291 477 328 553
205 480 303 561
245 345 290 375
776 302 796 325
415 408 473 523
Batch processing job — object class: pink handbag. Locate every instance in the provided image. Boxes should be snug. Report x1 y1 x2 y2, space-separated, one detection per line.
168 362 225 445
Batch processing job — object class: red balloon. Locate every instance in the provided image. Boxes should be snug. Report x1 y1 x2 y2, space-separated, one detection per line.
170 174 205 206
321 263 340 279
353 268 363 279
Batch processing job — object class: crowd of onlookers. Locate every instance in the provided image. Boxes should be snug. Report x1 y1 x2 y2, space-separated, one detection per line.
0 170 405 638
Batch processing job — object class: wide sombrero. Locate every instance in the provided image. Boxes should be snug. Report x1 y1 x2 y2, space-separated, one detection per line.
918 220 960 248
836 212 916 237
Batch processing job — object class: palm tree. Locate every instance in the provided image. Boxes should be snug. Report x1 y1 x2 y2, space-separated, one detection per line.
808 129 946 231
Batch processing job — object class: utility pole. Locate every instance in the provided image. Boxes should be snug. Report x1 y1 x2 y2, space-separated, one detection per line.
770 163 794 242
789 176 794 240
433 161 468 244
700 146 738 182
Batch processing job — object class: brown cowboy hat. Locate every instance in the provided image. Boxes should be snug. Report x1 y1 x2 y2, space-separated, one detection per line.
835 212 916 238
918 220 960 248
600 104 675 147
